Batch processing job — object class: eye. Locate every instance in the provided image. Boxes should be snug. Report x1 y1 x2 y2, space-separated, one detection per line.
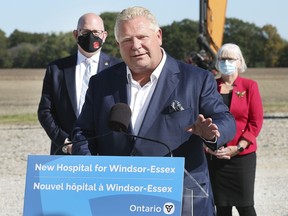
121 38 133 43
91 30 105 37
219 58 238 63
81 30 90 36
79 29 105 37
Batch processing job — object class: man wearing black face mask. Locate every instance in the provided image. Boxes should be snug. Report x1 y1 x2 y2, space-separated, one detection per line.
38 13 121 155
77 29 104 53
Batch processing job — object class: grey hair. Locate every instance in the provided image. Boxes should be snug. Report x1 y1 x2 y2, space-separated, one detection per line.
114 6 160 41
215 43 247 73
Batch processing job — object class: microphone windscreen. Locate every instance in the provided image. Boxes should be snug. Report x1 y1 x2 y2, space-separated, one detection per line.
108 103 132 132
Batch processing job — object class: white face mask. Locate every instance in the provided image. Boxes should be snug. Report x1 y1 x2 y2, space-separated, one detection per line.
218 60 237 75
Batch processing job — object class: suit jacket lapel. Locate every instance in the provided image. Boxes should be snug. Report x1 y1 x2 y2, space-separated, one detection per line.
98 52 107 72
230 76 245 114
138 56 180 136
64 55 78 116
98 52 116 72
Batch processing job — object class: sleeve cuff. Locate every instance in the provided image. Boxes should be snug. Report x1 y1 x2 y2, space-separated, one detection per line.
201 136 218 151
200 136 217 144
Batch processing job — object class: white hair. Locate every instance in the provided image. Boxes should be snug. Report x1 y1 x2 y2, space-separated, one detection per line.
114 6 160 42
216 43 247 73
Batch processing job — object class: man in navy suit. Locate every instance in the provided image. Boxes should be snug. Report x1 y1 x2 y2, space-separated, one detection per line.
72 7 236 216
37 13 121 155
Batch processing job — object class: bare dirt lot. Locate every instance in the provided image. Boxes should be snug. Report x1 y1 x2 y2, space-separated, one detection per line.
0 68 288 216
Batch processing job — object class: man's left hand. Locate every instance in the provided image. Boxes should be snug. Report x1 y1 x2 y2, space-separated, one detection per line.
186 114 220 141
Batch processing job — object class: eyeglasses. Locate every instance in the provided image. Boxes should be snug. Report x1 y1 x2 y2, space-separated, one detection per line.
79 29 105 37
218 58 238 63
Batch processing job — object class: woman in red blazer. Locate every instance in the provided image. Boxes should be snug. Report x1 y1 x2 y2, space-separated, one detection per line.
205 43 263 216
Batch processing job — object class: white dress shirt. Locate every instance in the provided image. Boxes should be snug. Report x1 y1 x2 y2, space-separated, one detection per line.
127 50 167 134
75 51 100 116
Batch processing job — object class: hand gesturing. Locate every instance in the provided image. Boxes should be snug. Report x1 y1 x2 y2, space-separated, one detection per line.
186 114 220 141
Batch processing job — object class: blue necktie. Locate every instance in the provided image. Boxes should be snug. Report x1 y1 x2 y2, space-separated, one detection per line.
79 59 92 116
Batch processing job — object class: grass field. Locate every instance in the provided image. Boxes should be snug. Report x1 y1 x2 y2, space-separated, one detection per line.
0 68 287 124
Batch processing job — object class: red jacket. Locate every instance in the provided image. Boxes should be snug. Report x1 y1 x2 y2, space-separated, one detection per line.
217 76 263 155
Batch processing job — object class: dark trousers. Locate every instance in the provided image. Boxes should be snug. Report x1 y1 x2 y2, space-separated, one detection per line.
216 206 256 216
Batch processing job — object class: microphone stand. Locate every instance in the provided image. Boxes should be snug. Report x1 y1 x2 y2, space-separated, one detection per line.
119 130 208 198
120 131 173 157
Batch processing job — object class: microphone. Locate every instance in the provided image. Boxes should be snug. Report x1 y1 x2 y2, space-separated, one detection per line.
108 102 132 132
108 103 208 197
108 103 173 157
54 102 134 155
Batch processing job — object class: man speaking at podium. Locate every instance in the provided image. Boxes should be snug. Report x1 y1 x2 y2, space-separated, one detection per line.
72 6 236 216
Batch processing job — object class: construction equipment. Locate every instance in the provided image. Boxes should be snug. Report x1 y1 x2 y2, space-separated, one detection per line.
189 0 227 72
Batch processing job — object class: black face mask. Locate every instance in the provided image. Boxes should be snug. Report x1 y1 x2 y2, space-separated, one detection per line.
77 32 103 53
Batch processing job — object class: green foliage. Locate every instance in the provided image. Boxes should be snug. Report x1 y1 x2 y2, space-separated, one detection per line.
261 24 284 67
162 19 199 60
223 18 266 67
101 12 121 58
0 30 7 50
0 113 37 124
31 32 76 68
8 30 48 48
0 30 11 67
0 16 287 68
277 43 288 67
9 43 36 68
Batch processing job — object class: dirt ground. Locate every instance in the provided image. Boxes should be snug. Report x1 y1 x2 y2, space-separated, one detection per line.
0 68 288 215
0 69 44 116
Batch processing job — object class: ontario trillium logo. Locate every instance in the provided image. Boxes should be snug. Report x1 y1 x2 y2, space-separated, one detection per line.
163 202 175 214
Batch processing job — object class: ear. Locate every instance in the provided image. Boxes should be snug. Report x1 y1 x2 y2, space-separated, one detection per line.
101 31 108 43
157 28 163 46
72 30 78 40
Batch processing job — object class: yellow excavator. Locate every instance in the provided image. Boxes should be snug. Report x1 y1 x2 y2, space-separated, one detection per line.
190 0 227 73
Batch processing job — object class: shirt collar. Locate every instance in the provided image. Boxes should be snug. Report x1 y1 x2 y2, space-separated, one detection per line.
77 50 100 64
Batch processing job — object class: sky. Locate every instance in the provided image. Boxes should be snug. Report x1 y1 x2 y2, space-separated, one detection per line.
1 0 287 40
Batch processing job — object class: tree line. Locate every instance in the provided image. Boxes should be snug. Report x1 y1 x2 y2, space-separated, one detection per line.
0 12 287 68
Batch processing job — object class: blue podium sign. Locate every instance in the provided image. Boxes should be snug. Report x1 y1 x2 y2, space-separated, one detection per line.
23 155 184 216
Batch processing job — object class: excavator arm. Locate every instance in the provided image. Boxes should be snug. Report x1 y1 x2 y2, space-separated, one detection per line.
199 0 227 54
190 0 227 72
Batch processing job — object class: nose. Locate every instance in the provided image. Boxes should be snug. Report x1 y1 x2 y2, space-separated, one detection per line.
131 38 142 50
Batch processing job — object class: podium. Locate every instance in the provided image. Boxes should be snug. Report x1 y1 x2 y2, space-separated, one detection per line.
23 155 186 216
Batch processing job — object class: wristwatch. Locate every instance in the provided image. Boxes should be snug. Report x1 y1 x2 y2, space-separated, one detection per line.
237 144 244 152
62 145 68 154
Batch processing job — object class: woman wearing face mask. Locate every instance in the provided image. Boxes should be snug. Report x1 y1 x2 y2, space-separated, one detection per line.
205 43 263 216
